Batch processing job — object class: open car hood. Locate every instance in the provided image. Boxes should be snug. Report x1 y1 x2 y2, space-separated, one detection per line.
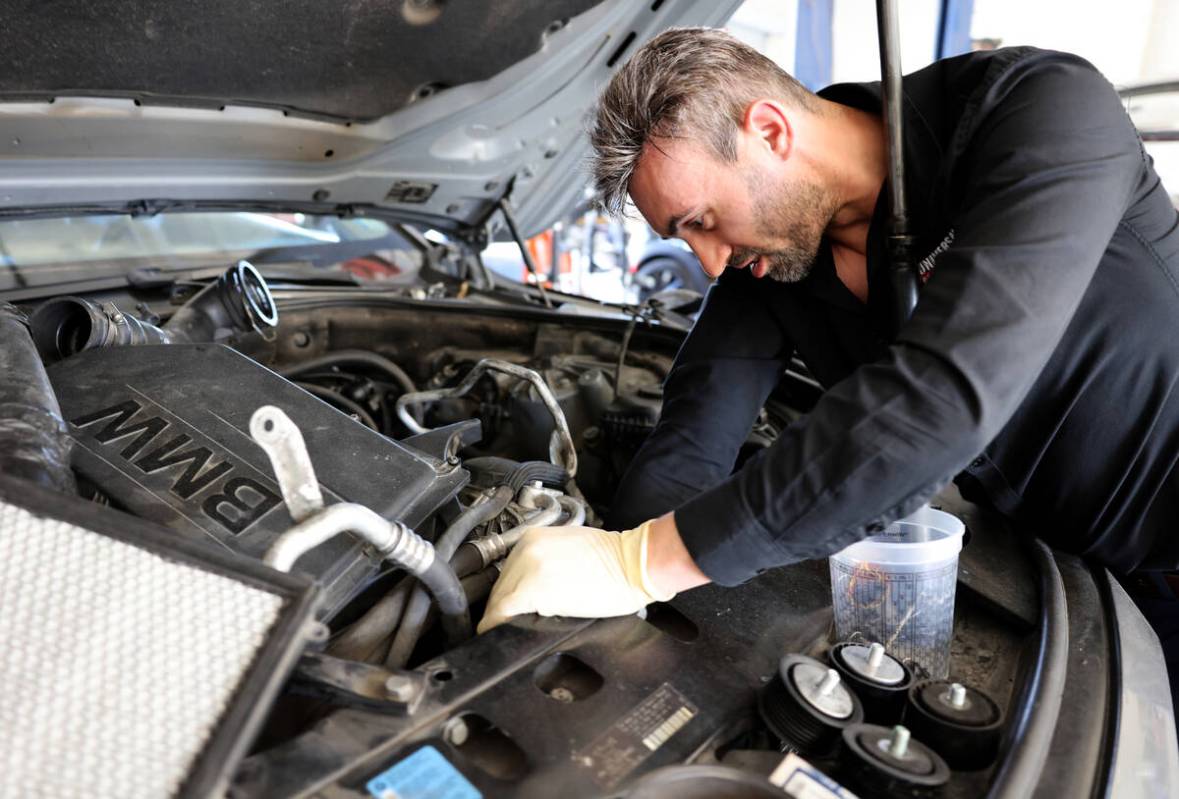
0 0 740 237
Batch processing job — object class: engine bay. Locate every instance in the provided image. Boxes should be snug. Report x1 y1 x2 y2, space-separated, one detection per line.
2 262 1070 798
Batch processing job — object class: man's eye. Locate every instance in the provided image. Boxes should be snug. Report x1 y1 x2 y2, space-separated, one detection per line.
690 219 705 229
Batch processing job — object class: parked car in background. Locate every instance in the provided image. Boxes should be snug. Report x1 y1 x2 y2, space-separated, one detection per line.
631 236 712 302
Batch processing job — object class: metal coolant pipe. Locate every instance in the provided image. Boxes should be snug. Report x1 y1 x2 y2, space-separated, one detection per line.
262 504 434 574
395 358 578 477
29 260 277 362
468 492 563 567
0 303 76 493
250 403 471 648
557 494 586 526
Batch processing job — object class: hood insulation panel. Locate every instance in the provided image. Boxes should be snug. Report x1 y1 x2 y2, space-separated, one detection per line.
0 0 603 121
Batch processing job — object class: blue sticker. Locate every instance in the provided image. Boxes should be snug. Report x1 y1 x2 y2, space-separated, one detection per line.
366 745 482 799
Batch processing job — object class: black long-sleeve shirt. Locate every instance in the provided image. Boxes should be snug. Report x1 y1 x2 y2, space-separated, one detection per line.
610 47 1179 584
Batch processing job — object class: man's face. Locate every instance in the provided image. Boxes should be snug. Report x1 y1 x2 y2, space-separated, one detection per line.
629 135 835 283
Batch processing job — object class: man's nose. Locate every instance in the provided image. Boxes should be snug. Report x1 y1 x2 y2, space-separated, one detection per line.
689 240 728 280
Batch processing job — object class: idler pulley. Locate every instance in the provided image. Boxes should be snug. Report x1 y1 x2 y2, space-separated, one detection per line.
829 641 913 724
758 654 864 756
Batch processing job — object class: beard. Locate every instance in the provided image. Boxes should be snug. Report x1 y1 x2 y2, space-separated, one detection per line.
728 169 835 282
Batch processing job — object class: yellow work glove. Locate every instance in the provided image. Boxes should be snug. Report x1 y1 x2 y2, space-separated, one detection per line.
477 520 675 634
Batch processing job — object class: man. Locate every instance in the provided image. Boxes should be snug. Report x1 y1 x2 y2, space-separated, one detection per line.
478 28 1179 679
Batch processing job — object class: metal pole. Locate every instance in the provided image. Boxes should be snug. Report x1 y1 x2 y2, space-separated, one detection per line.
875 0 919 335
498 198 554 309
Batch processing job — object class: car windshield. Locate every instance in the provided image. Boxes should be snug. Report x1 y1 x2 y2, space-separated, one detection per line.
0 211 415 293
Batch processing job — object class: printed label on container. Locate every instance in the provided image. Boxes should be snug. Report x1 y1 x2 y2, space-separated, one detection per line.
366 745 481 799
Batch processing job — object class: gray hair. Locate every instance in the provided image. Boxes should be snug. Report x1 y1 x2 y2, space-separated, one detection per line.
590 27 818 215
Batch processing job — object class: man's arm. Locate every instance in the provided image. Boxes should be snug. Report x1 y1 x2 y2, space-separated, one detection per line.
675 52 1147 585
609 266 793 528
477 242 790 633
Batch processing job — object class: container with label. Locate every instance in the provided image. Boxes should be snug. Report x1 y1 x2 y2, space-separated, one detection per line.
829 506 964 679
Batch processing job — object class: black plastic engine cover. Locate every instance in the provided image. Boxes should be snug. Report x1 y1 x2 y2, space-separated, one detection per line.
47 344 467 617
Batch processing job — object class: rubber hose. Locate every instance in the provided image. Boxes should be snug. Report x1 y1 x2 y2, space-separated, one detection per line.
278 350 416 397
452 544 484 579
29 262 277 360
435 486 514 561
417 556 471 648
327 579 414 663
511 461 571 490
461 566 500 605
465 456 570 490
463 456 518 484
0 303 76 493
29 297 171 362
385 486 513 668
294 382 379 430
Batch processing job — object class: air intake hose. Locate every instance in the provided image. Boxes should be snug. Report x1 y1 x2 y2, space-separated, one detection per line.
29 260 277 362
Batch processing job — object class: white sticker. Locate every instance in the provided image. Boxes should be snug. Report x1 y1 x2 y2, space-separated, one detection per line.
769 752 859 799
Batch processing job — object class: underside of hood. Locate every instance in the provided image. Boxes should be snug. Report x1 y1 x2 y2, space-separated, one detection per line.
1 0 601 123
0 0 742 237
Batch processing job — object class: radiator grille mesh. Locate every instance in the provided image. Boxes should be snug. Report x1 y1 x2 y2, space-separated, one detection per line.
0 500 284 798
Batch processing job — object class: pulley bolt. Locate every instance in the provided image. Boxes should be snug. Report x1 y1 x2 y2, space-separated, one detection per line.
818 668 841 696
950 682 967 708
444 716 470 747
550 687 575 703
866 642 885 675
307 622 330 644
889 725 911 758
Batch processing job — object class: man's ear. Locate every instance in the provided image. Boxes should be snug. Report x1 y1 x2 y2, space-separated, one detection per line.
743 99 793 161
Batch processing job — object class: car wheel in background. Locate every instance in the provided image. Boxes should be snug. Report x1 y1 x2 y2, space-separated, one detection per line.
635 256 710 300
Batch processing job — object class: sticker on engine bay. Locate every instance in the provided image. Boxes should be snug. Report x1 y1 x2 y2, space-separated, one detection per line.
574 682 698 788
769 752 860 799
366 745 481 799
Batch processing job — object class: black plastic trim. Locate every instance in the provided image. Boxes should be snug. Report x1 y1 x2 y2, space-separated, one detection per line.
1092 566 1124 798
986 540 1069 797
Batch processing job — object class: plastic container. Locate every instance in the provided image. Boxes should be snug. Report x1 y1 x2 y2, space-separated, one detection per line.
829 506 965 679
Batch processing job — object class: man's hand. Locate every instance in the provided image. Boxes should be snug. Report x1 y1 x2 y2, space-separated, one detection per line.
477 513 710 634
